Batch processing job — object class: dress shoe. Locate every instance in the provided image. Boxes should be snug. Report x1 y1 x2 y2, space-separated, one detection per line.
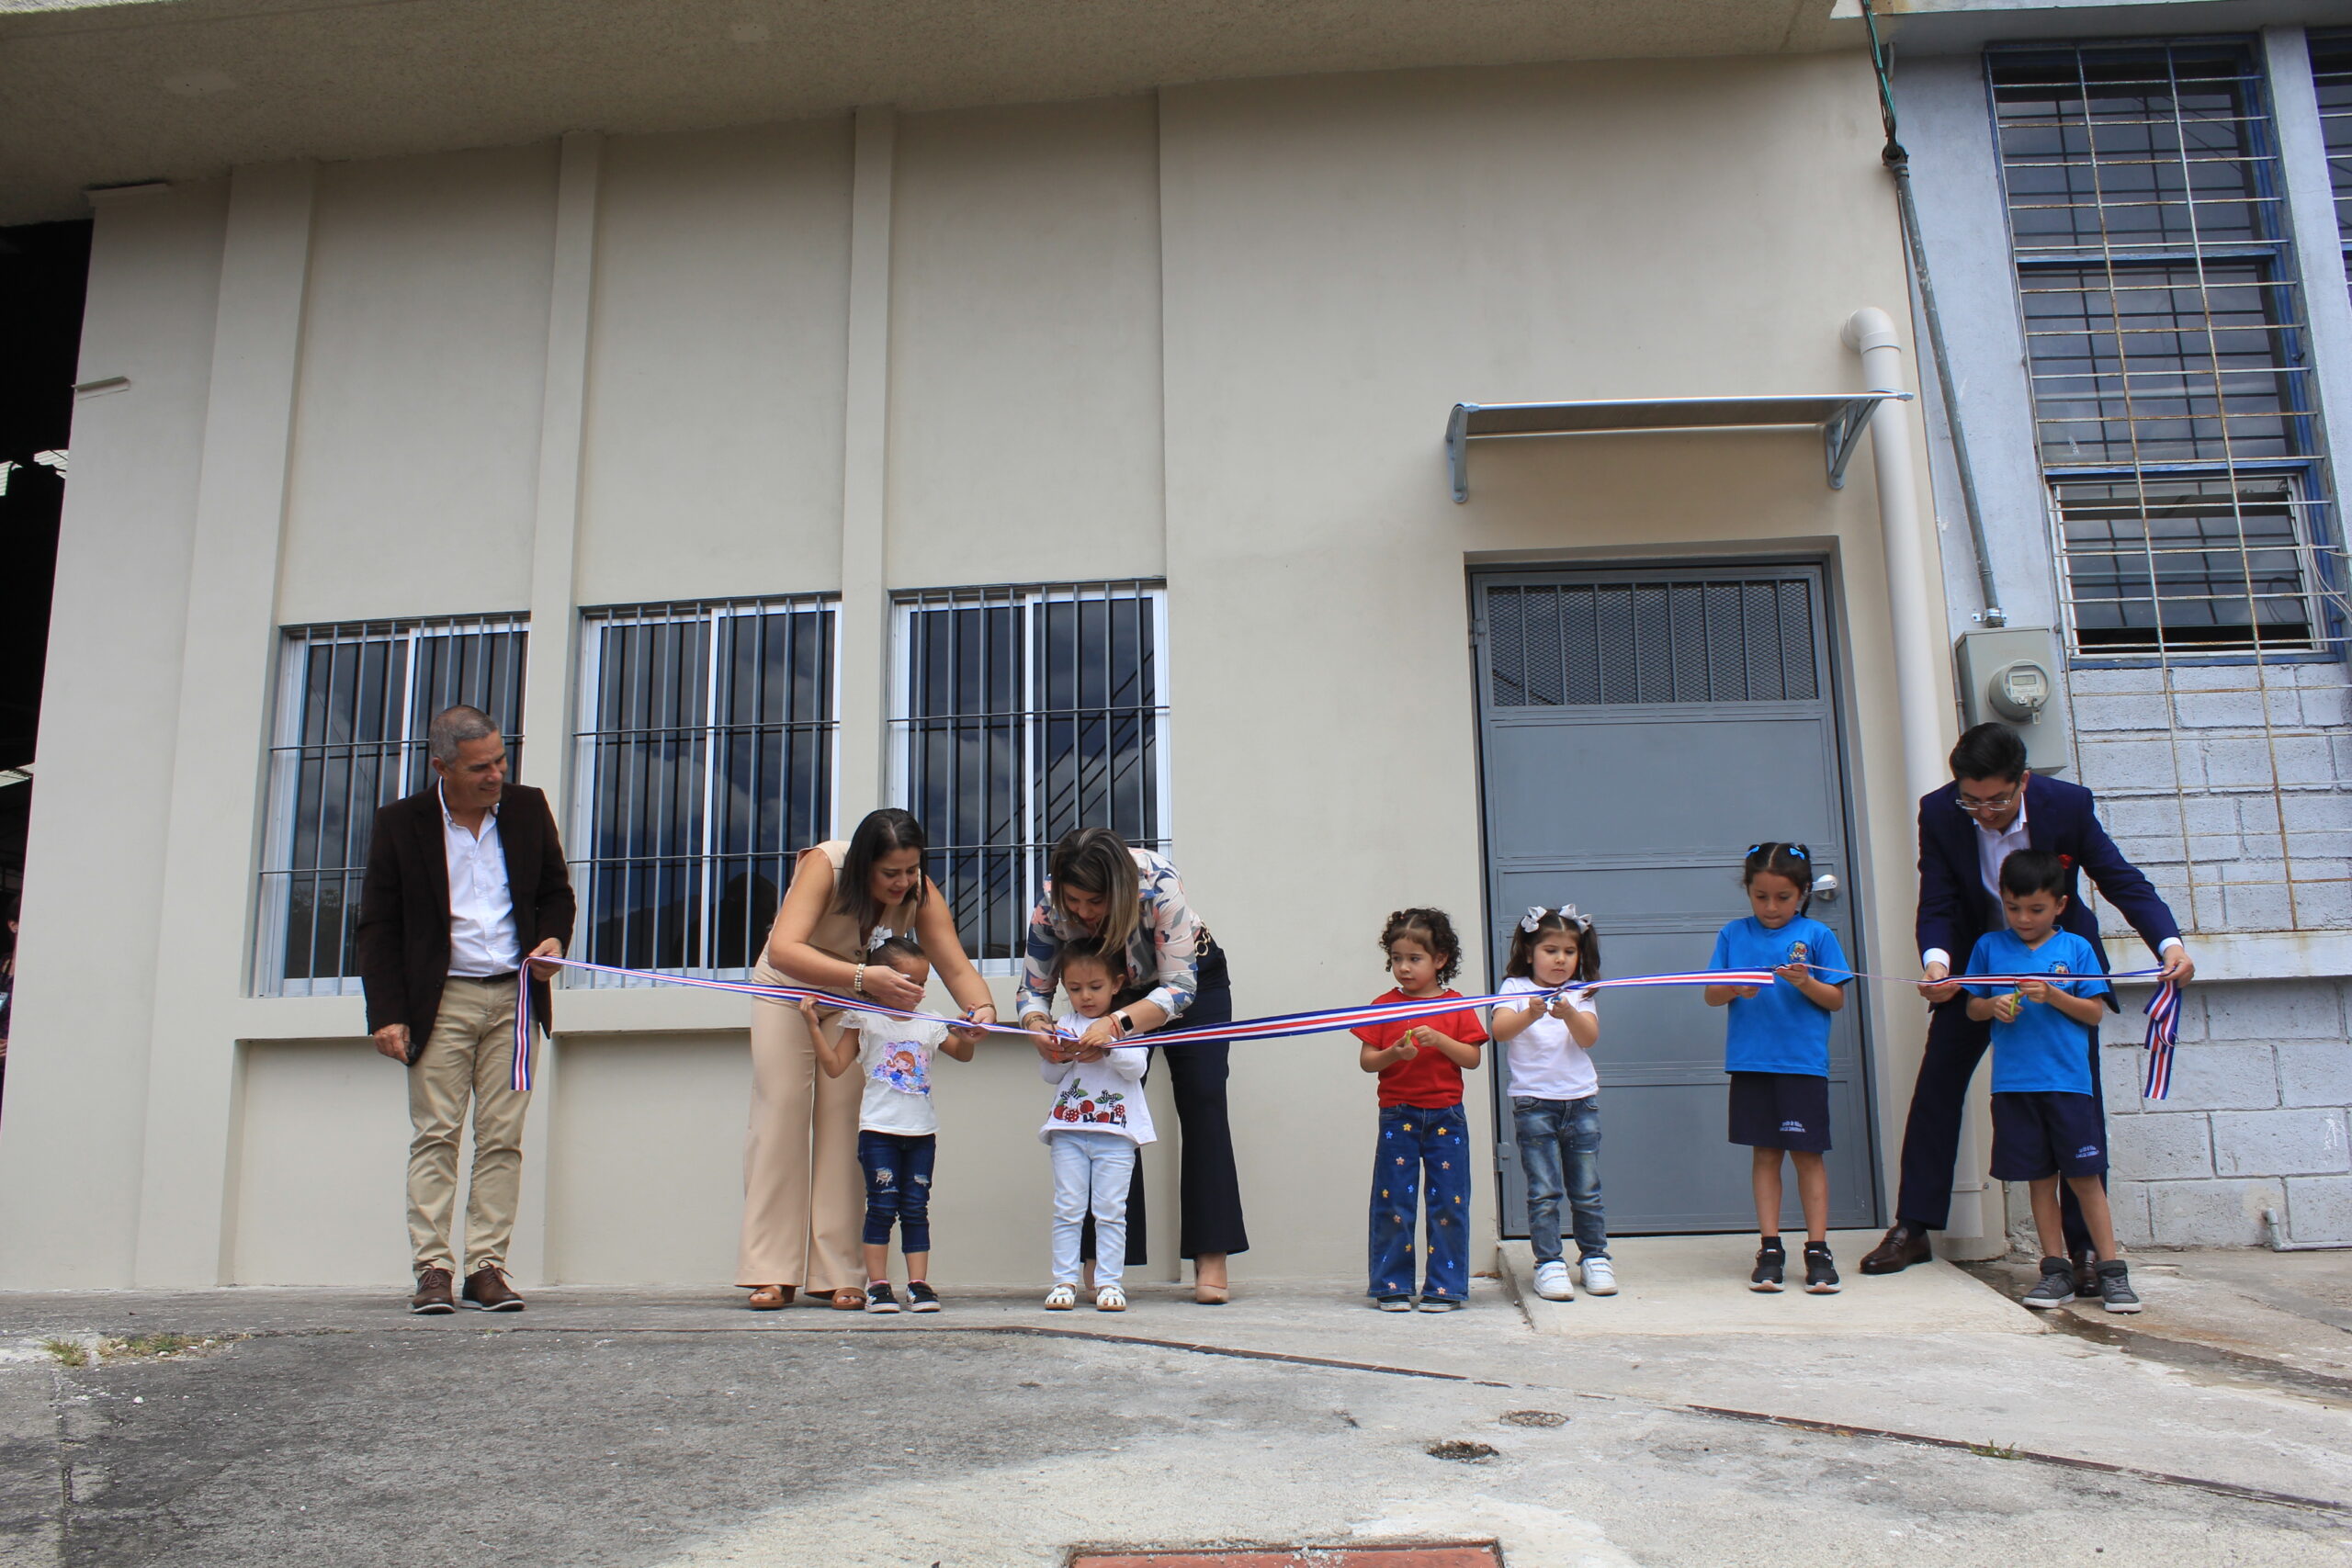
410 1267 458 1314
1859 1222 1932 1275
462 1265 526 1312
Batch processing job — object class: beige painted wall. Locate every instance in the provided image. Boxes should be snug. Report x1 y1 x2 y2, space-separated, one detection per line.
279 145 558 626
576 120 854 607
0 50 1950 1291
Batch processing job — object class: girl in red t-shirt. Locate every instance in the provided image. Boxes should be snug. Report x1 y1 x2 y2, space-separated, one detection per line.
1352 908 1487 1311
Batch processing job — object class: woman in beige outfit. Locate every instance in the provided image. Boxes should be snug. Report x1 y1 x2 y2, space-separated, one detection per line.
740 809 997 1309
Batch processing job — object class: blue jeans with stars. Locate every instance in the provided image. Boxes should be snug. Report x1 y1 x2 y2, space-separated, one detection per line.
1368 1102 1471 1303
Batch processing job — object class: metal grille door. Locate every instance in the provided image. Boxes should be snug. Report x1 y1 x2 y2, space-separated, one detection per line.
1474 565 1878 1234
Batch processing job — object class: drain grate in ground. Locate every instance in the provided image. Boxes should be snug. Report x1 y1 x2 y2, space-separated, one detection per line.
1070 1545 1503 1567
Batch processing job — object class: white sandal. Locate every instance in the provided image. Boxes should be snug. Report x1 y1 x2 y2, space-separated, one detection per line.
1095 1283 1127 1313
1043 1284 1077 1311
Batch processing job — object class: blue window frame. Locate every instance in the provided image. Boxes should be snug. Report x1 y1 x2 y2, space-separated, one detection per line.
1990 40 2340 659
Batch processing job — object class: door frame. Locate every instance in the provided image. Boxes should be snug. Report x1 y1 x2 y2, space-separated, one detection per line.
1465 553 1884 1236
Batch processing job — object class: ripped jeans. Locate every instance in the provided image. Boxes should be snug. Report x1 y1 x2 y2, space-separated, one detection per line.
857 1130 937 1254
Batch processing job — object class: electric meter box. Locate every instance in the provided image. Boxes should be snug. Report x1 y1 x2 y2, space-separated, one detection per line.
1954 626 2070 775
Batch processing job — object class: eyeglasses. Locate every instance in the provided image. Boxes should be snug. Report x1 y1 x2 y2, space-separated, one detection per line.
1953 792 2019 816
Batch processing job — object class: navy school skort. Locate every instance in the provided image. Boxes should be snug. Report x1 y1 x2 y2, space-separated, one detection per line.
1989 1089 2108 1180
1726 1071 1832 1153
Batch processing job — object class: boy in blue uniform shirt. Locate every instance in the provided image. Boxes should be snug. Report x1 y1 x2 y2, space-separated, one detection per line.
1963 848 2140 1313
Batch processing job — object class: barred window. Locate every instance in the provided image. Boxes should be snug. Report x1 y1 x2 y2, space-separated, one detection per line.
1992 41 2334 656
258 616 527 997
2316 32 2352 288
889 582 1169 968
572 597 837 980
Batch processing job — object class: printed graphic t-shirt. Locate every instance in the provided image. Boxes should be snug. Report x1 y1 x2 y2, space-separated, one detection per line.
1964 928 2109 1095
1494 976 1600 1100
1709 915 1854 1077
1352 988 1487 1108
838 1010 952 1135
1035 1014 1157 1145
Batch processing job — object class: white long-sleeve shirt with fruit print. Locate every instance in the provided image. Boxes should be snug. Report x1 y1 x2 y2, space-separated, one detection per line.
1036 1014 1157 1145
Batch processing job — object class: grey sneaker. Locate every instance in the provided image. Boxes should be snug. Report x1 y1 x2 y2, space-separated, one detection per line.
2022 1256 2075 1309
2096 1259 2142 1314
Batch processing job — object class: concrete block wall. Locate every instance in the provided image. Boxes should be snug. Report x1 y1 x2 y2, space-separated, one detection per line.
2068 664 2352 936
2086 979 2352 1247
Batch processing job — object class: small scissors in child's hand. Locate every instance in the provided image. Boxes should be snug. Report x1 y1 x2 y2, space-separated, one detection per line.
1772 962 1814 986
1993 991 2024 1022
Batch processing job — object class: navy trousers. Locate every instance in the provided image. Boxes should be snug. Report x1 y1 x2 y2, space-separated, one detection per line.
1895 998 2098 1252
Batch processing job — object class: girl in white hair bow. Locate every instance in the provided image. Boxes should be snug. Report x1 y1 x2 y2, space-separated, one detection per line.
1490 906 1613 1303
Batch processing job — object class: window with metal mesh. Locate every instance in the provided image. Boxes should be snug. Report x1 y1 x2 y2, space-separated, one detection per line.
1991 41 2334 657
1485 578 1817 706
2313 31 2352 284
258 616 527 996
890 582 1168 967
573 597 836 979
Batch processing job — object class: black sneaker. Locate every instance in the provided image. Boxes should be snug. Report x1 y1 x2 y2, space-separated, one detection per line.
2096 1259 2142 1314
905 1280 942 1313
2021 1256 2075 1310
1750 1240 1786 1293
1803 1241 1840 1294
865 1281 900 1314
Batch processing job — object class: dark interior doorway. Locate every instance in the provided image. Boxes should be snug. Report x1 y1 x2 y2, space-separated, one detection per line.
0 220 90 908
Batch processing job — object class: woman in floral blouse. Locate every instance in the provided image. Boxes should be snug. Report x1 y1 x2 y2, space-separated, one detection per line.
1018 827 1248 1302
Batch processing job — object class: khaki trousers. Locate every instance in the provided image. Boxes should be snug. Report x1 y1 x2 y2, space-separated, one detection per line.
407 975 529 1276
736 962 864 1291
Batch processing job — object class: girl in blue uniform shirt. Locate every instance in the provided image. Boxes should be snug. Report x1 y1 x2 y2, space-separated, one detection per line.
1703 843 1854 1294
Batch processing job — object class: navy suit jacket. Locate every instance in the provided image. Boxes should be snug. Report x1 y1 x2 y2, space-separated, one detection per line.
1917 773 2180 1003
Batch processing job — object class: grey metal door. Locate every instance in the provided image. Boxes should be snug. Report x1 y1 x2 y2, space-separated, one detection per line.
1472 564 1880 1234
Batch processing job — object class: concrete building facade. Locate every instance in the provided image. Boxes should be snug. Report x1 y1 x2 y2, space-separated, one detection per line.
0 0 2343 1289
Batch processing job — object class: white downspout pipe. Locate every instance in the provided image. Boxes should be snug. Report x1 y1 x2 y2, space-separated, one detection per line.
1844 307 1947 807
1844 307 2001 1258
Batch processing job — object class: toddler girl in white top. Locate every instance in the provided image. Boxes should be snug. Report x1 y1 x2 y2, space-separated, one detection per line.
1038 937 1156 1313
1489 907 1613 1303
797 936 974 1313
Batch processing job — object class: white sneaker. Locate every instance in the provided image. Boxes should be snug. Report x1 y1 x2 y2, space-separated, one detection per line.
1095 1283 1127 1312
1043 1284 1077 1311
1580 1257 1618 1296
1532 1260 1574 1301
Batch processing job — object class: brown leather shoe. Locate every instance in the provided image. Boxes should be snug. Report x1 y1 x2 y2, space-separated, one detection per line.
462 1265 526 1312
410 1267 458 1314
1859 1223 1933 1275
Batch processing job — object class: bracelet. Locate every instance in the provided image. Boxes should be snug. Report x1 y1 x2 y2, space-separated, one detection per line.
853 963 865 996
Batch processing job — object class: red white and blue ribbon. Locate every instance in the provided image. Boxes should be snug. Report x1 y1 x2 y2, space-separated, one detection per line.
508 959 1776 1092
509 957 2188 1100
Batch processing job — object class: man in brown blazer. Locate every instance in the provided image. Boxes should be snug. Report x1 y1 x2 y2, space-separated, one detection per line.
357 705 575 1314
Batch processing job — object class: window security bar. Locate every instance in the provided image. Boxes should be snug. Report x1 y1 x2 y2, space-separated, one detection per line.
256 615 528 997
571 595 838 983
888 581 1170 970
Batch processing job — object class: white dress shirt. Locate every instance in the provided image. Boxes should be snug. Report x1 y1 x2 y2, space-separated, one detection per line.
1924 795 2180 969
442 784 521 976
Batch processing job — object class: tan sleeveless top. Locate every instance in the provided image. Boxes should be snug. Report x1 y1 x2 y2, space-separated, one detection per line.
802 839 923 964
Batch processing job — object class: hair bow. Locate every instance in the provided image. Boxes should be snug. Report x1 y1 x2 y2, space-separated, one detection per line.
1521 904 1589 933
866 927 896 953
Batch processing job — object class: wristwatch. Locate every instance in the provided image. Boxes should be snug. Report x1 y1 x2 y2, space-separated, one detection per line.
1114 1010 1136 1037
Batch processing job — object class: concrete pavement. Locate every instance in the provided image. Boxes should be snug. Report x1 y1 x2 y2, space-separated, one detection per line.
0 1252 2346 1565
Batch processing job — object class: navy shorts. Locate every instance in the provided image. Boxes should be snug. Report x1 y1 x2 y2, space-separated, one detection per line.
1727 1071 1832 1152
1990 1090 2107 1180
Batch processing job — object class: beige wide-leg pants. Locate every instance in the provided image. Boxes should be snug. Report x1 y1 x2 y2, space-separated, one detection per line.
407 975 528 1276
736 961 864 1291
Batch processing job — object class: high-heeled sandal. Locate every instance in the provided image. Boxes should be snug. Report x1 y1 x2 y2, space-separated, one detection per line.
1193 1284 1229 1305
747 1285 794 1311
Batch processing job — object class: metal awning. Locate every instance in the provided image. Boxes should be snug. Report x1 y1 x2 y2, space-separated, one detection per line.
1445 391 1913 502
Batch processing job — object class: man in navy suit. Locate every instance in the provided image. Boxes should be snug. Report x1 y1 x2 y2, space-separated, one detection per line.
1861 724 2194 1286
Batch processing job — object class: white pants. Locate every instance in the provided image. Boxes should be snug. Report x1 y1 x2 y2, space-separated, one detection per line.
1049 1131 1136 1288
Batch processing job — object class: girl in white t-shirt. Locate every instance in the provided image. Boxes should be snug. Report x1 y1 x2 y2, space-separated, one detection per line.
1489 907 1612 1303
798 936 975 1314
